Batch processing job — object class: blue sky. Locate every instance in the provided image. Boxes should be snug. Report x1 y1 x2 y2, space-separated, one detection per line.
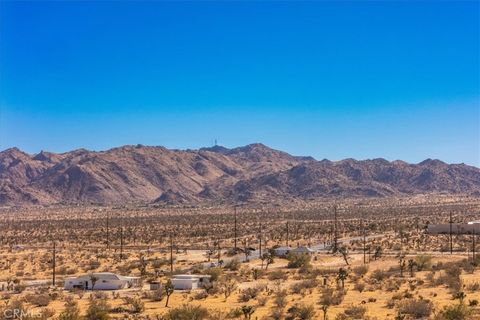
0 1 479 166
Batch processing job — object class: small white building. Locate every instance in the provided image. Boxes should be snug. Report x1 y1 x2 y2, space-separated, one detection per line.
291 246 316 255
171 274 211 290
273 246 292 257
64 272 141 291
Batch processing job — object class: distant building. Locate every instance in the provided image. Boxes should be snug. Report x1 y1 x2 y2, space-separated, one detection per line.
171 274 211 290
273 246 292 257
64 272 141 290
291 246 316 255
426 221 480 235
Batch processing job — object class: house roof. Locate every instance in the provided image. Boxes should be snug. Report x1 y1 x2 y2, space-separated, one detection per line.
292 246 315 253
274 246 292 251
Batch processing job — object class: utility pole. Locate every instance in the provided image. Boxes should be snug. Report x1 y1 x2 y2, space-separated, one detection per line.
286 221 289 247
259 223 262 258
217 238 221 264
120 227 124 260
170 233 174 273
449 211 453 255
234 206 238 252
362 213 366 265
473 227 476 262
106 212 110 250
52 241 56 287
333 205 338 253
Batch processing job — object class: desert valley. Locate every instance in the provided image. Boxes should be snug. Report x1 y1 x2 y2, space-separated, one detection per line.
0 145 479 319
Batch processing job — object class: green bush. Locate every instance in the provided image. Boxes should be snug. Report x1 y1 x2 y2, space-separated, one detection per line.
286 253 311 269
164 304 209 320
434 303 472 320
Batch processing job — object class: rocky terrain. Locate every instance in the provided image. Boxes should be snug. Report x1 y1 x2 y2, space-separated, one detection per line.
1 143 479 206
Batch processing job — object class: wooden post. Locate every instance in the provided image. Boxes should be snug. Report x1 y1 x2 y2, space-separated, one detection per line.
286 221 289 247
259 223 262 258
234 206 237 251
170 233 174 273
106 212 110 250
473 227 476 262
52 241 56 287
450 211 453 255
363 215 366 265
334 205 338 253
120 227 124 260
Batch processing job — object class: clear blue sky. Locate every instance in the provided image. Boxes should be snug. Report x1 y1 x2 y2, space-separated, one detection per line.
0 1 479 166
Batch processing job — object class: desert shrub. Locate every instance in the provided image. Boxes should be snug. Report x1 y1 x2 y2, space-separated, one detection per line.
225 258 240 271
84 297 110 320
204 267 223 282
269 270 288 281
286 253 311 269
370 269 388 282
469 299 478 306
257 295 268 307
436 265 462 293
383 279 401 292
164 304 209 320
335 305 367 320
24 293 50 307
290 279 317 295
144 287 165 301
123 296 145 314
58 297 81 320
286 303 316 320
193 290 208 300
319 287 346 306
466 282 480 292
397 298 433 319
414 255 432 271
238 285 264 302
354 281 366 292
433 303 472 320
226 307 244 318
353 265 369 277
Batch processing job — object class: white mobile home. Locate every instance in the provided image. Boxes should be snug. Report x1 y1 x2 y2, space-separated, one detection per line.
427 222 480 235
291 246 316 255
64 272 141 291
171 274 211 290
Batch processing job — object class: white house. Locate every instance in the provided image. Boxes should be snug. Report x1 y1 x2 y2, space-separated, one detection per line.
171 274 211 290
64 272 141 291
273 246 292 257
427 221 480 235
291 246 316 255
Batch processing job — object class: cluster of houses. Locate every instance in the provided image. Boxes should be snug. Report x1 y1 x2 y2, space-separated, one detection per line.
63 245 317 292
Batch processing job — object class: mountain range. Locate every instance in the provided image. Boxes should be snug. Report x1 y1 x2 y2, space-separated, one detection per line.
1 143 479 206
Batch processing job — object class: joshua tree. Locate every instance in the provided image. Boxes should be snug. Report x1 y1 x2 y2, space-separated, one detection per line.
454 291 467 304
220 277 237 301
321 304 329 320
164 279 174 307
373 246 383 260
242 239 251 262
337 268 348 289
89 274 99 291
398 255 406 277
408 259 416 277
241 305 255 320
338 246 349 266
262 250 275 270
